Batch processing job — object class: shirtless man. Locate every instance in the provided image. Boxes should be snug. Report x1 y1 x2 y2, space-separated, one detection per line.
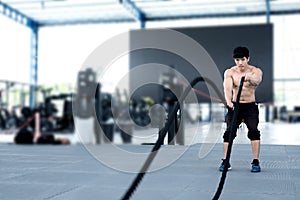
219 46 263 173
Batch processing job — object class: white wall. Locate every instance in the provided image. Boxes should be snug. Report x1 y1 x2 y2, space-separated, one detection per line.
0 15 31 83
38 23 139 92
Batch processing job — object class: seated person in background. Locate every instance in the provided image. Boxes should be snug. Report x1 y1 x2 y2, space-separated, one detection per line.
14 107 70 145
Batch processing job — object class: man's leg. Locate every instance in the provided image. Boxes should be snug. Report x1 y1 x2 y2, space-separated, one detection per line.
244 103 261 172
220 129 232 171
220 128 238 171
223 142 229 159
219 141 231 171
251 140 260 160
247 131 261 172
250 139 261 172
247 132 261 172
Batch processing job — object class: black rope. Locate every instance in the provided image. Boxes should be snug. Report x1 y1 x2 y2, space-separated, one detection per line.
212 76 245 200
121 77 226 200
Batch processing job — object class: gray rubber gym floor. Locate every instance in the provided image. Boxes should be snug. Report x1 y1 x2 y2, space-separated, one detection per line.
0 122 300 200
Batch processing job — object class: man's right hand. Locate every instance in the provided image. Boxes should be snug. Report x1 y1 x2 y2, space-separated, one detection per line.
227 102 234 110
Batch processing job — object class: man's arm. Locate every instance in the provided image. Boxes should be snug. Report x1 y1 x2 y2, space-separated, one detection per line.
246 67 263 86
223 69 234 108
34 112 41 143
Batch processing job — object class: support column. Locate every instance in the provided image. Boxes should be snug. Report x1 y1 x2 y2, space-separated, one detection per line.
29 27 38 109
266 0 271 24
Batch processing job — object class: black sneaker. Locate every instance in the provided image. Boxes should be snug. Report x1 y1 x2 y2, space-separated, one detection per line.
251 159 261 173
219 159 232 172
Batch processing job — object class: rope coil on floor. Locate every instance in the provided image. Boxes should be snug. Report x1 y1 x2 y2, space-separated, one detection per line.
212 76 245 200
121 76 226 200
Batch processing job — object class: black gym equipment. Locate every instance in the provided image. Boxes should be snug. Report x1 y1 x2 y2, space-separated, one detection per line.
0 81 23 130
94 83 102 144
0 108 10 129
94 83 135 144
44 93 74 133
162 87 183 145
74 68 97 119
129 98 151 127
160 67 185 145
114 90 134 144
100 93 114 142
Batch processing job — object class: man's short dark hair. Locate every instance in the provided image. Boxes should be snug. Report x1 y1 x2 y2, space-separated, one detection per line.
233 46 249 58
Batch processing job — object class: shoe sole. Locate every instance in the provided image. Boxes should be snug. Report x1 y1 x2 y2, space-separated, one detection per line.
251 166 261 173
219 167 232 172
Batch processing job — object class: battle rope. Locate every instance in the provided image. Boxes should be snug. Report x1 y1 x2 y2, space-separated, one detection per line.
212 76 245 200
121 76 226 200
179 80 224 103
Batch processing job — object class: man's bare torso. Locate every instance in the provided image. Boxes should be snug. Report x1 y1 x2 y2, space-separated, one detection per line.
229 65 260 103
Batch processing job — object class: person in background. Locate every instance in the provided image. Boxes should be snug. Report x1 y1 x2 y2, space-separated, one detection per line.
14 107 70 145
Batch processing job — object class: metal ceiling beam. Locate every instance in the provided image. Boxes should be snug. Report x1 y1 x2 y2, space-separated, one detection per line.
121 0 146 28
27 8 300 27
38 18 136 27
146 9 300 21
0 1 38 29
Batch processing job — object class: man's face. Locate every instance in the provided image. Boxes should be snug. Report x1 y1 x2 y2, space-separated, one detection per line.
234 57 249 69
